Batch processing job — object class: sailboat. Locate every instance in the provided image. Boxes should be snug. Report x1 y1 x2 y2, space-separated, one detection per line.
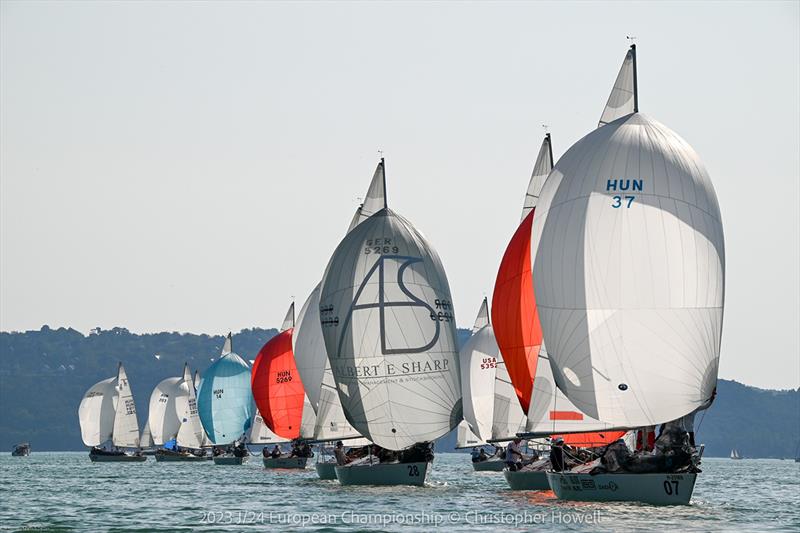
459 298 529 472
78 363 146 462
492 133 626 489
318 157 461 486
730 449 743 460
252 303 318 469
197 333 254 465
533 44 725 504
140 422 155 455
154 363 211 462
293 165 383 479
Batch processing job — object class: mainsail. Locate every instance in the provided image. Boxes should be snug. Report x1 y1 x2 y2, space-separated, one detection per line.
140 422 154 449
78 377 117 447
111 364 140 448
492 134 554 415
491 355 528 440
459 298 498 442
598 44 637 128
456 420 486 448
249 409 291 444
531 48 725 428
176 363 205 449
319 159 461 450
252 304 316 440
147 376 183 445
197 333 254 445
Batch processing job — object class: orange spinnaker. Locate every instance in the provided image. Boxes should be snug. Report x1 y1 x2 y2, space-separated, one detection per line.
492 210 542 414
251 329 306 440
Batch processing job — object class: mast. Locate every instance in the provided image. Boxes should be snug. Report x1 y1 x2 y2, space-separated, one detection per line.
381 157 387 207
546 132 554 168
631 44 639 112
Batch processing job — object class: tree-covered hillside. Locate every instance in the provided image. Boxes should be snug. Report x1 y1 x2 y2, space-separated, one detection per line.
1 326 797 458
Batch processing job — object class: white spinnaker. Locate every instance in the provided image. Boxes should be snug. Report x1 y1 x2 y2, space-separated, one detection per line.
320 208 461 450
456 420 486 448
598 45 637 128
492 357 528 440
112 364 141 448
147 377 183 445
531 113 725 428
78 377 117 447
293 285 327 411
459 300 497 442
525 343 617 434
176 364 205 449
249 410 291 444
521 134 554 221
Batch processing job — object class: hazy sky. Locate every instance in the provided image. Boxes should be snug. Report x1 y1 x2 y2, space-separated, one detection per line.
1 1 798 389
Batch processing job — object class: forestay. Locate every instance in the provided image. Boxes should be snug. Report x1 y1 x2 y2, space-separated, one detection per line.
320 199 461 450
531 112 725 428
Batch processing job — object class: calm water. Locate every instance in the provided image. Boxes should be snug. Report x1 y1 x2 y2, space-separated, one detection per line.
0 453 797 532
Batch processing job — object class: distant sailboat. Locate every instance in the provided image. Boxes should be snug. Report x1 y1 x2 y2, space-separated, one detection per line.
730 449 743 460
319 157 461 486
197 333 254 465
534 45 725 505
251 303 318 469
78 363 146 462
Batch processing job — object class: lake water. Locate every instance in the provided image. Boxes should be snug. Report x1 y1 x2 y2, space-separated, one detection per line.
0 453 797 531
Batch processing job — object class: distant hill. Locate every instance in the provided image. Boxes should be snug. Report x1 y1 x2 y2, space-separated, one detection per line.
1 326 797 458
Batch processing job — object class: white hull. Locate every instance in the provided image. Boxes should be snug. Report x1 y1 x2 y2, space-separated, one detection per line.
472 458 506 472
547 472 697 505
315 462 337 480
213 456 247 465
504 469 550 490
262 456 309 469
335 461 429 486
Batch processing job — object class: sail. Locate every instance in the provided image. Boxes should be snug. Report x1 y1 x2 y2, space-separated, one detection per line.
111 364 141 448
141 421 154 448
78 377 117 447
251 308 308 440
472 297 490 332
521 134 554 221
456 420 486 448
526 344 626 447
281 303 295 332
147 377 182 445
598 45 637 128
193 371 212 447
176 364 205 449
320 205 461 450
491 134 554 416
491 357 528 440
531 112 725 428
197 337 254 445
459 301 497 442
293 285 327 411
358 159 387 220
248 410 291 444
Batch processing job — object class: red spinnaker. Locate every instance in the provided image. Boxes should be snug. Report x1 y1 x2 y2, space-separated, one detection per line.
251 329 306 440
491 210 542 414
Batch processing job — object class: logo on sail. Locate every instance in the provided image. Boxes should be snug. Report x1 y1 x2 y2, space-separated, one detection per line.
337 255 440 356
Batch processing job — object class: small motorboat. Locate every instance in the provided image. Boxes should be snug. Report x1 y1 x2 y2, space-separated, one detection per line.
12 443 31 457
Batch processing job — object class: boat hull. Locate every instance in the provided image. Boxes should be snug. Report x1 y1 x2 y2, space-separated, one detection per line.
89 453 147 463
154 452 210 462
472 459 506 472
315 462 337 480
213 456 247 465
504 469 550 490
262 456 309 469
335 461 429 486
547 472 697 505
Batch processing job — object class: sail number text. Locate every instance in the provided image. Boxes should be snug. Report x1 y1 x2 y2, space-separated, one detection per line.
607 179 642 209
364 238 399 255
